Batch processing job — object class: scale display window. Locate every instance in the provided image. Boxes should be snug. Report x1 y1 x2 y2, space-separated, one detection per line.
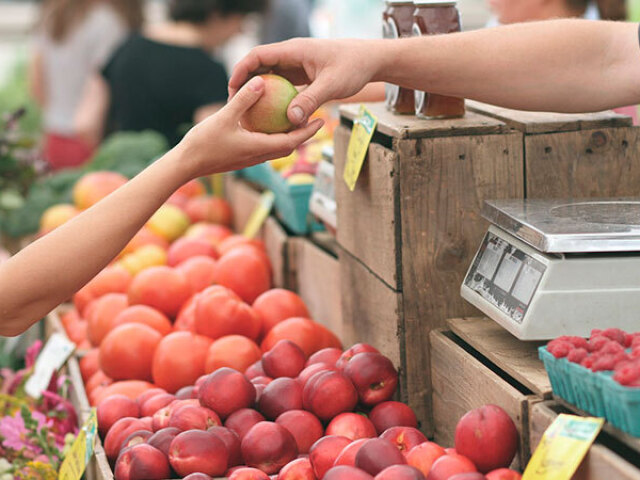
464 231 546 324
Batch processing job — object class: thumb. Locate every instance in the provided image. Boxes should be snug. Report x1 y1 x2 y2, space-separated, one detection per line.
288 79 332 126
225 76 266 118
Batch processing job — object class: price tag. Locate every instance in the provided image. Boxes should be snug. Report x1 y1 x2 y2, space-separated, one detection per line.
343 105 378 192
243 190 275 239
58 409 98 480
523 414 604 480
25 333 75 399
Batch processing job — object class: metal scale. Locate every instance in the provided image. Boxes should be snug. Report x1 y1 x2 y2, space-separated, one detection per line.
461 199 640 340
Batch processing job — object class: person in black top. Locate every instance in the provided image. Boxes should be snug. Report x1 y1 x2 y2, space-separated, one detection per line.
75 0 267 147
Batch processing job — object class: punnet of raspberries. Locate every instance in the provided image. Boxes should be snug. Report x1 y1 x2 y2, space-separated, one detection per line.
546 329 640 387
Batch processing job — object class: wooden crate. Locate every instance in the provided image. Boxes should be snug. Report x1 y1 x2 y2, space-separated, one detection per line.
287 235 343 340
335 102 524 434
530 402 640 479
430 318 553 467
467 101 639 198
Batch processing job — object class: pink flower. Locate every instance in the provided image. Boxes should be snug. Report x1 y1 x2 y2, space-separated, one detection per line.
25 341 43 369
0 412 42 454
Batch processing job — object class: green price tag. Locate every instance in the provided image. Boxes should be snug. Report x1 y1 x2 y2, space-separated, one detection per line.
58 408 98 480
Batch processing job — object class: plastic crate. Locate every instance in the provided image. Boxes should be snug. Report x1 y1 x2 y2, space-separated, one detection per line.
540 346 640 436
269 170 322 235
236 163 272 188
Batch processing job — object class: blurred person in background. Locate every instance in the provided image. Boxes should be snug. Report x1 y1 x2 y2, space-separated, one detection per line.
261 0 313 43
30 0 143 170
75 0 267 148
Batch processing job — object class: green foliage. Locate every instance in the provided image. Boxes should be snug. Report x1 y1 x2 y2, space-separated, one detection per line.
0 59 42 135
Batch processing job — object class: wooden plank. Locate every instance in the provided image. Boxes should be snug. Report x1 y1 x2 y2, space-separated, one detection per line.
334 125 401 290
338 246 404 387
525 127 640 198
224 174 263 233
399 131 524 436
467 100 632 134
447 317 551 397
430 329 529 468
339 102 509 139
262 216 288 288
529 402 640 480
289 238 343 340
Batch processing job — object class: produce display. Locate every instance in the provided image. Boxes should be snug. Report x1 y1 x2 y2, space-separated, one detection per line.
0 341 78 478
541 329 640 436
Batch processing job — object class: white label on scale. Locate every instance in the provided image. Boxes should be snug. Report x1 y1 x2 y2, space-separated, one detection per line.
494 254 522 292
477 241 505 280
512 264 543 305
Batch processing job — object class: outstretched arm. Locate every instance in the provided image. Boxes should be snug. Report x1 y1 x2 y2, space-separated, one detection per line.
0 76 323 336
230 19 640 126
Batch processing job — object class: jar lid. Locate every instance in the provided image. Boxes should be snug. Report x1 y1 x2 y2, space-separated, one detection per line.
414 0 457 5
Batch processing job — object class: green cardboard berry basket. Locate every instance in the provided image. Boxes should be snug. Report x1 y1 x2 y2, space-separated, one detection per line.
268 168 323 235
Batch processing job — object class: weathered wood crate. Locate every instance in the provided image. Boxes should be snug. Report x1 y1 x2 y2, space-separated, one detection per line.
530 402 640 479
335 102 638 435
430 318 551 467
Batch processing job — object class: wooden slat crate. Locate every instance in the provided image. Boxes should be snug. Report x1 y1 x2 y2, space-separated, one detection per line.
335 102 524 434
530 402 640 479
430 318 553 467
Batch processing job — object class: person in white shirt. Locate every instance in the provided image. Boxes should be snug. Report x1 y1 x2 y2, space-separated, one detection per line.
29 0 143 170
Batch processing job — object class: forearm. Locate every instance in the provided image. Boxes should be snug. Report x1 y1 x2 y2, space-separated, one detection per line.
0 148 191 336
374 19 640 112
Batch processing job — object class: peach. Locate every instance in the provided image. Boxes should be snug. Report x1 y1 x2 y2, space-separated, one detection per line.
454 405 518 474
275 410 324 454
262 340 306 379
208 426 242 467
251 376 273 386
297 363 336 388
120 227 170 258
168 237 219 267
355 438 406 476
323 466 374 480
486 469 521 480
183 474 214 480
147 204 191 242
151 405 173 432
450 474 487 480
97 394 139 437
302 370 358 421
334 438 368 467
246 360 267 379
278 457 314 479
225 408 266 440
120 429 153 451
307 348 343 367
128 266 191 318
380 427 428 456
228 467 270 480
168 403 221 431
185 222 233 248
114 443 170 480
258 377 303 420
370 401 418 434
241 421 298 474
195 286 261 340
176 179 206 198
426 454 477 480
375 465 426 480
406 442 446 477
344 353 398 406
104 417 147 462
336 344 379 371
147 427 180 456
169 430 228 477
326 413 377 441
136 387 166 407
254 383 267 405
185 196 233 226
206 335 263 374
39 204 79 234
87 293 129 346
177 256 217 294
213 247 272 304
73 171 127 210
112 305 172 337
309 435 351 478
242 74 298 134
198 368 256 418
252 289 311 337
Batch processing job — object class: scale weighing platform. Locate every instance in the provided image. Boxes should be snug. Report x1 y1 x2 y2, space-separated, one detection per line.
461 199 640 340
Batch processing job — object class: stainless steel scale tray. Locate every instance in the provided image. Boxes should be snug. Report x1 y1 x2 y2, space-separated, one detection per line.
482 198 640 253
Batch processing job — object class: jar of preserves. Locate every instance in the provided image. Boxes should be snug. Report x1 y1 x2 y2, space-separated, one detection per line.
383 1 415 114
413 0 465 118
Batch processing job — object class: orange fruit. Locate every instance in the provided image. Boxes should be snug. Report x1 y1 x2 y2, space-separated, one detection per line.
205 335 262 373
100 323 163 381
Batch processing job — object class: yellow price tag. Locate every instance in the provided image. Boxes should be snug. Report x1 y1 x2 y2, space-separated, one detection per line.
210 173 225 198
523 414 604 480
243 191 275 239
343 105 378 192
59 408 98 480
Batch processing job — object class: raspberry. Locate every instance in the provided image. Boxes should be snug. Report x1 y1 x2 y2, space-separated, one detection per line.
556 336 588 350
547 340 573 359
600 328 627 345
580 357 594 369
632 348 640 359
567 348 589 364
631 335 640 349
590 329 602 339
599 341 625 355
614 362 640 386
588 335 610 352
591 352 628 372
